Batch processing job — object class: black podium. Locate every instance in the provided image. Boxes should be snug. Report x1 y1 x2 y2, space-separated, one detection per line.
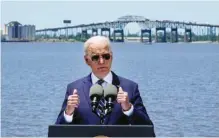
48 125 155 137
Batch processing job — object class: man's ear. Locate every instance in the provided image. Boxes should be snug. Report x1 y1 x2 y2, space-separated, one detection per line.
84 56 90 65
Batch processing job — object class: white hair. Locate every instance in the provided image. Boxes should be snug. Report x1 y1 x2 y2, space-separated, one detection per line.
84 36 111 55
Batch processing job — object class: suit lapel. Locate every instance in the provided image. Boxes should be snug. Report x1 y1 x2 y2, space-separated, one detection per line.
83 73 93 107
111 71 120 88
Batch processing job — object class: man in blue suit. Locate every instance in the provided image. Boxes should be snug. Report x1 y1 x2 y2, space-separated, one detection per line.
56 36 154 129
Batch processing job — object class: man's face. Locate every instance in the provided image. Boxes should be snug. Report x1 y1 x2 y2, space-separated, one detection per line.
84 43 113 78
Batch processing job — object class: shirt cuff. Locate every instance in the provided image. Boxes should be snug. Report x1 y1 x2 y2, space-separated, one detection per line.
64 111 73 123
123 104 134 116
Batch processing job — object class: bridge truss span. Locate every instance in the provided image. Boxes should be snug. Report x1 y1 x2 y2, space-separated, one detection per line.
36 15 219 43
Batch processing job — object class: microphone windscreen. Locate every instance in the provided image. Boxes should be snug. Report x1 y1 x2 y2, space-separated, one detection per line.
104 84 117 99
89 84 103 98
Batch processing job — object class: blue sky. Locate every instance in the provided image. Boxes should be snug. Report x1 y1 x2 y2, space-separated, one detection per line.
1 1 219 33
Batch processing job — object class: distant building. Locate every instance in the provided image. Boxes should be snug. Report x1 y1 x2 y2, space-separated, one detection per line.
6 21 22 40
1 28 6 41
4 24 8 35
21 25 36 40
5 21 36 41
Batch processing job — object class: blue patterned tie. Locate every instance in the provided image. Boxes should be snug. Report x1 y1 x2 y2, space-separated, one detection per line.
97 79 106 118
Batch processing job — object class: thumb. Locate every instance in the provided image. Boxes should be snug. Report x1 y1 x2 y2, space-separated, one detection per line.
73 89 77 95
119 87 123 92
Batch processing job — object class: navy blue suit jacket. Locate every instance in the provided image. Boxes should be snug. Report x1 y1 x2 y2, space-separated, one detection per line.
56 71 154 126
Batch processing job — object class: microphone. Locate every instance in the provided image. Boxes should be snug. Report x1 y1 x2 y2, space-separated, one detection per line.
89 84 103 112
103 84 117 114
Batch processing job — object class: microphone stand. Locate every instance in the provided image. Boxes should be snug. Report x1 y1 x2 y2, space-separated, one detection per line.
100 113 105 125
99 106 113 124
91 99 114 125
92 106 106 125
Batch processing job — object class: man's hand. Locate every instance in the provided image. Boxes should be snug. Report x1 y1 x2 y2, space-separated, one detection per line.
117 87 132 111
65 89 80 115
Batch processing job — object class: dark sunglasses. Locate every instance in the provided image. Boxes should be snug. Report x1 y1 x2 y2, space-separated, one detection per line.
91 53 111 61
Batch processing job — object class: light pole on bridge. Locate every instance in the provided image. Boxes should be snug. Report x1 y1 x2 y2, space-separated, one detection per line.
63 20 71 40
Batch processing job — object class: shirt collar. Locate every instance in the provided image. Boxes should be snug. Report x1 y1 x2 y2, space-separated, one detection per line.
91 71 112 84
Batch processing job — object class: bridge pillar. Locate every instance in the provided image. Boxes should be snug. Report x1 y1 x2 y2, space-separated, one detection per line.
92 29 98 36
141 29 152 43
44 31 48 39
101 28 111 39
82 30 88 40
184 28 192 42
209 26 216 42
217 28 219 42
59 29 62 39
65 29 68 39
171 28 178 43
113 29 124 42
52 29 58 38
156 27 166 43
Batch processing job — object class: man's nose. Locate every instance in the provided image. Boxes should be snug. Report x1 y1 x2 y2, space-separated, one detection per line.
99 57 105 64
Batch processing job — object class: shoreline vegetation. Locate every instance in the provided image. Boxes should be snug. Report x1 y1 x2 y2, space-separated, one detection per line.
2 36 219 44
2 31 219 43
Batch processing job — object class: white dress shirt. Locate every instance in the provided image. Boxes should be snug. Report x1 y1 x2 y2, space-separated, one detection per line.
64 71 134 123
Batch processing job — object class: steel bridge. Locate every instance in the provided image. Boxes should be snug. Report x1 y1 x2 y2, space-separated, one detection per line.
36 15 219 43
